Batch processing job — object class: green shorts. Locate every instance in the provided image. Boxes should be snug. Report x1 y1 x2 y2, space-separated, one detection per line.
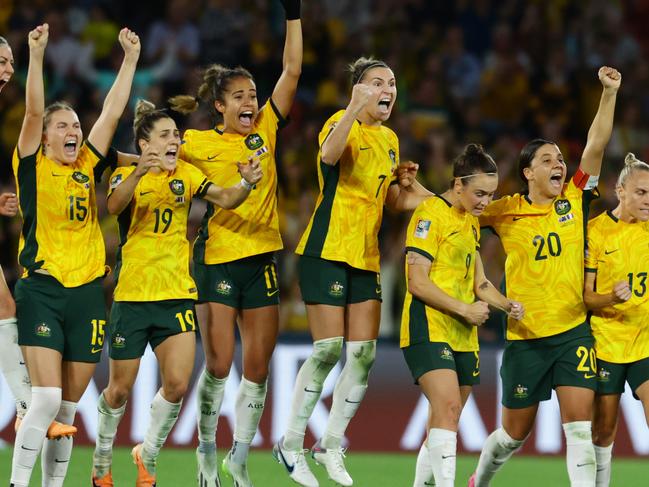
402 341 480 386
109 300 196 360
596 357 649 398
15 274 107 363
298 255 382 306
501 322 597 408
194 253 279 309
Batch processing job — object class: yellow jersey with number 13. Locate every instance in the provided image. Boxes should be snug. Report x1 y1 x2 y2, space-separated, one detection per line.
180 99 287 265
295 109 399 273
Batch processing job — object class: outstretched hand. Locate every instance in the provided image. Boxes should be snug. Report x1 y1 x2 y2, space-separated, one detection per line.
598 66 621 91
28 24 49 52
396 161 419 188
238 156 263 186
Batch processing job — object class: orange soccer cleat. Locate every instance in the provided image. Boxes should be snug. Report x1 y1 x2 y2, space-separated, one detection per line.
91 470 114 487
14 417 77 439
131 444 157 487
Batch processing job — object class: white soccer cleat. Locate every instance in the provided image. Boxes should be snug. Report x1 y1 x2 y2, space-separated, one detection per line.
311 439 353 486
221 449 253 487
272 437 319 487
196 447 221 487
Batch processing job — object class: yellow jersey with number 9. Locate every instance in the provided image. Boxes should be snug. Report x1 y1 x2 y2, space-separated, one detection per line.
108 161 210 302
479 177 596 340
585 212 649 363
12 143 106 287
295 110 399 272
179 99 287 265
400 195 481 351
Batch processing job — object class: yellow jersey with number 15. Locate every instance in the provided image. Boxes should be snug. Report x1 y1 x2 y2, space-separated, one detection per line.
179 99 287 265
108 160 210 302
295 109 399 273
585 212 649 363
480 176 596 341
12 143 107 287
400 195 481 351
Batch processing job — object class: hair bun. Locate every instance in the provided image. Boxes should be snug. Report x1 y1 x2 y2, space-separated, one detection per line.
624 152 638 166
464 143 484 156
134 99 157 125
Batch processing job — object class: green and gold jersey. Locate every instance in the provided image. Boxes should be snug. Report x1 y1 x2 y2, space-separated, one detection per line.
295 110 399 272
180 99 286 264
13 143 107 287
586 212 649 363
108 160 210 302
480 177 595 340
400 195 481 351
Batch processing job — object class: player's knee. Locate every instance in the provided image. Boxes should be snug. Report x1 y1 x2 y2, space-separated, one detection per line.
310 336 343 375
104 383 131 407
592 422 616 446
440 398 462 426
162 377 190 403
346 339 376 382
242 360 269 384
205 359 231 380
0 293 16 319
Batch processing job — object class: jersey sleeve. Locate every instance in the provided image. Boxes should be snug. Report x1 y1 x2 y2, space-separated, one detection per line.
80 141 108 169
179 130 196 164
405 203 441 262
585 220 602 273
107 166 135 197
185 163 212 199
258 98 289 135
389 131 400 185
318 111 358 164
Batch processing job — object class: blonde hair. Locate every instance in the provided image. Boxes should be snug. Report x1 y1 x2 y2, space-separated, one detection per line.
43 101 75 133
617 152 649 187
169 64 253 123
133 99 172 154
0 36 8 46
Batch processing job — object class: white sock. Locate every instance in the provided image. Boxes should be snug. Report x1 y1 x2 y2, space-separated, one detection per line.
474 427 524 486
196 369 227 452
93 392 126 478
0 317 31 418
283 336 343 450
414 442 435 486
231 377 267 464
594 443 613 487
141 391 182 474
426 428 456 487
563 421 596 486
321 340 376 450
11 386 62 487
41 400 77 487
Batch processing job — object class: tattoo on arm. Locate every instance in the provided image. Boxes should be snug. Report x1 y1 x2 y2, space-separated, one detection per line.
479 281 489 290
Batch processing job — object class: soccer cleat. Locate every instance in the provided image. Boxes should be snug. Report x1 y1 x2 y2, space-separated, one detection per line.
467 472 476 487
311 439 353 486
14 417 77 439
132 444 157 487
197 447 221 487
272 437 319 487
91 470 114 487
221 449 253 487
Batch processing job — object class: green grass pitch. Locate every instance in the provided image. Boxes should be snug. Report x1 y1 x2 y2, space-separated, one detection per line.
1 447 645 486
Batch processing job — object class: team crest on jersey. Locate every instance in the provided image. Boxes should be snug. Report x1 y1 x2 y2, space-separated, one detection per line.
514 384 528 399
110 174 123 189
216 280 233 296
112 333 126 349
440 346 454 361
169 179 185 195
388 149 397 171
245 133 264 150
554 199 571 215
414 219 431 239
35 323 51 337
329 281 344 297
72 171 90 184
598 368 611 382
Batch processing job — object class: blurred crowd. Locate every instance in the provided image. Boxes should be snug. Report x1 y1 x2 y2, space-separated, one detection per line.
1 0 648 343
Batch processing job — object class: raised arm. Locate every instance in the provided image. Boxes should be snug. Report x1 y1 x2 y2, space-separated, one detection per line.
583 272 631 311
406 251 490 327
385 161 434 211
87 28 140 155
107 149 160 215
473 252 524 320
579 66 621 177
18 24 49 157
203 156 263 210
270 0 302 118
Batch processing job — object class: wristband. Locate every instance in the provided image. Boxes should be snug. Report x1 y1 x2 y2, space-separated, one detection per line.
280 0 301 20
241 178 253 190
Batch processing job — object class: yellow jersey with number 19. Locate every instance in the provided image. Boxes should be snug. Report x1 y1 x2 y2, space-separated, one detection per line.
295 110 399 273
12 143 107 287
480 176 596 341
585 212 649 363
179 99 287 265
400 195 481 351
108 160 210 302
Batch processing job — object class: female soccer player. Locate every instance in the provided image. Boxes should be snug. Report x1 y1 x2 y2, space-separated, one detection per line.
273 57 431 487
168 1 302 485
10 24 140 487
584 153 649 486
469 66 621 487
403 144 524 487
90 100 261 487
